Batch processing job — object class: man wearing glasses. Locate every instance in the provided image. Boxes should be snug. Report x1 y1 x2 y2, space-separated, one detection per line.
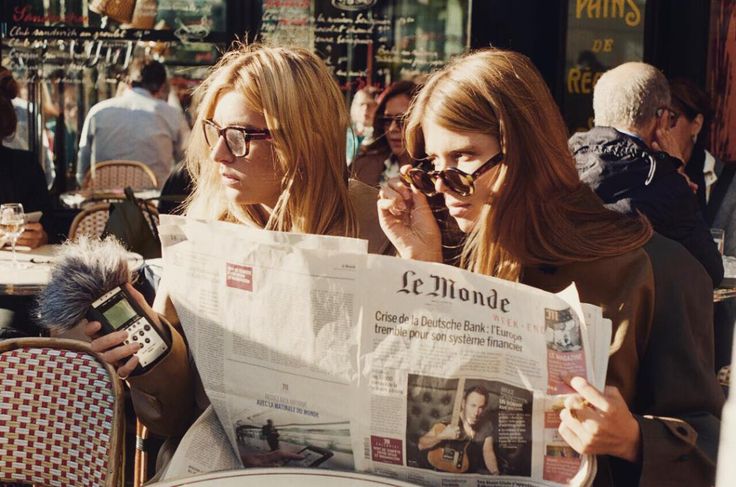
569 62 723 288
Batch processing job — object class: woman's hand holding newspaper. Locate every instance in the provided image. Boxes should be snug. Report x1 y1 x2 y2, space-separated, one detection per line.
558 376 642 463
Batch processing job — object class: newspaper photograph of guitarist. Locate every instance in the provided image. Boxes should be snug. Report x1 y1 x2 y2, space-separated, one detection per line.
418 378 500 475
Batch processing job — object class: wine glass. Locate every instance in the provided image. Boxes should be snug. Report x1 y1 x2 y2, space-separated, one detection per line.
0 203 26 268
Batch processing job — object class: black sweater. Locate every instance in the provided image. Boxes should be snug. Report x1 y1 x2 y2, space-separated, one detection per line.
0 145 54 234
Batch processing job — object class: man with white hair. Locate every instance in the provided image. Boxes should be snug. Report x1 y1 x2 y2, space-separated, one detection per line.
569 62 723 287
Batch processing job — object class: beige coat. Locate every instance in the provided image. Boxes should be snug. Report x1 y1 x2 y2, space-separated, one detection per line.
523 233 723 487
350 147 391 188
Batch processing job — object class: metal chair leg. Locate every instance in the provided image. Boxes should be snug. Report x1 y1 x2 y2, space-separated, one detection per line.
134 419 149 487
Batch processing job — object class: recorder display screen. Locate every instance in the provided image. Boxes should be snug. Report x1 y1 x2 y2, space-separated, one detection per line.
103 298 137 329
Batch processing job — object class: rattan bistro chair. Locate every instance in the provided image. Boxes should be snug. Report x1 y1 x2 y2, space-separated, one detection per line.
0 337 125 487
68 202 112 240
69 199 160 243
67 201 156 485
82 160 158 191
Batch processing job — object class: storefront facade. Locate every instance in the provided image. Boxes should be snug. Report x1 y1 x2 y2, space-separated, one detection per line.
1 0 733 189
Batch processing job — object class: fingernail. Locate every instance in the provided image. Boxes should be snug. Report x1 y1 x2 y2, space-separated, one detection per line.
570 376 586 388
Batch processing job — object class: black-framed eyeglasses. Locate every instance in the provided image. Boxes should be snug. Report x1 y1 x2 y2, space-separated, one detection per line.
202 119 271 157
379 114 405 130
400 152 504 197
656 107 680 129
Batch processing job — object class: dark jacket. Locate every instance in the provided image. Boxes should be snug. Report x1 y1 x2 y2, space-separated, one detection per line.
524 233 724 487
684 145 719 215
569 127 724 287
0 146 51 213
0 145 59 241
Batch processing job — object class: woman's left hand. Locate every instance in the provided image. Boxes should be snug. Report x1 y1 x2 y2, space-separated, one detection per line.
377 168 443 262
558 376 641 463
17 222 48 249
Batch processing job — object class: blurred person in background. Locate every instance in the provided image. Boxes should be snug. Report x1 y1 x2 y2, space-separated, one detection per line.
378 48 724 487
669 78 733 222
76 59 190 187
669 78 736 371
668 78 715 210
347 85 380 162
46 86 80 183
3 77 56 187
0 67 55 338
569 62 723 287
350 80 419 187
0 67 53 249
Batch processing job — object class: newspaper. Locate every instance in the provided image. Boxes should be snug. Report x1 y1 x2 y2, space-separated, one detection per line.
158 216 611 486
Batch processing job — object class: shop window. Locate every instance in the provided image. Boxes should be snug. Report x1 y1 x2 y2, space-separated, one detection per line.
259 0 470 91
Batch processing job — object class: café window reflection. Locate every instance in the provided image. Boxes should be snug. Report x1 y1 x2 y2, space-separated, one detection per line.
260 0 470 90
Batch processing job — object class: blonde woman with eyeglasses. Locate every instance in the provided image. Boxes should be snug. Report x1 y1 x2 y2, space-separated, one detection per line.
83 44 392 475
378 48 723 486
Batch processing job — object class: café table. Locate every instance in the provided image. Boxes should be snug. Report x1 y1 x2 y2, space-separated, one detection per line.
0 244 144 296
147 468 421 487
59 188 161 209
0 245 59 296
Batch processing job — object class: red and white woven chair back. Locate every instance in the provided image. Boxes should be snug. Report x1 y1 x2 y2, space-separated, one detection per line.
68 203 111 241
0 338 124 487
83 160 158 191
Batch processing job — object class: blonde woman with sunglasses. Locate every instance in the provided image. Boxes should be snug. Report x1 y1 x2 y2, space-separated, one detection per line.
378 49 723 486
83 44 392 474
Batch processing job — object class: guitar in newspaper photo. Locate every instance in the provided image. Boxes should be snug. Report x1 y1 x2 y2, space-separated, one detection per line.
426 378 471 473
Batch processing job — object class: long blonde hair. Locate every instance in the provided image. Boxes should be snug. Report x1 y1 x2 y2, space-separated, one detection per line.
185 44 357 237
404 49 652 280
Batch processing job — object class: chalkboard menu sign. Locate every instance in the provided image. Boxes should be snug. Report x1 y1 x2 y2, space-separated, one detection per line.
260 0 469 91
562 0 646 133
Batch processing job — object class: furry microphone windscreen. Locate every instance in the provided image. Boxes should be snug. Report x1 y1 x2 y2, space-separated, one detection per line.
36 236 132 331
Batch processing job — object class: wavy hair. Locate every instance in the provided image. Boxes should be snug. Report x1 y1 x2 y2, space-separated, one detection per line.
404 49 652 280
185 44 357 237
